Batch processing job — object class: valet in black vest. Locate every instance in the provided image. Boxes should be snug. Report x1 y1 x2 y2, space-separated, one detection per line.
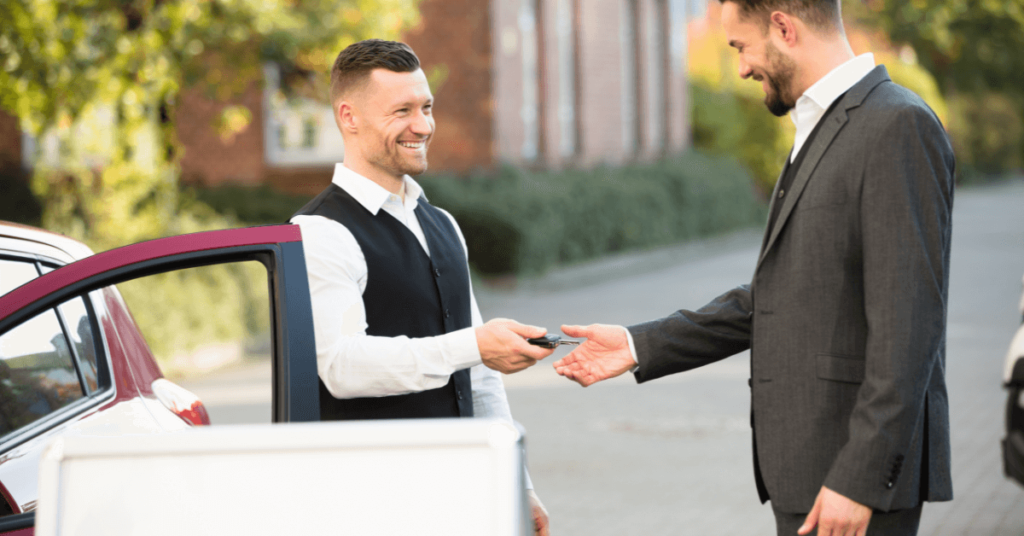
293 183 474 421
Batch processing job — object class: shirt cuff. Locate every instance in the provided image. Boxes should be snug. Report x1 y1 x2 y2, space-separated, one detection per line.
448 326 484 371
621 326 640 372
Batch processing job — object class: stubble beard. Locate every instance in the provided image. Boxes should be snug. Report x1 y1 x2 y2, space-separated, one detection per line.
368 139 430 178
763 42 797 117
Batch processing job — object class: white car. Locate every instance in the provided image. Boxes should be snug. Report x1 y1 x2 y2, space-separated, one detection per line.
1002 274 1024 484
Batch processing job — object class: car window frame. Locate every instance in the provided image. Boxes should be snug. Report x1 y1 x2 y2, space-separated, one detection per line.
0 226 319 426
0 253 116 453
0 511 34 533
40 261 113 397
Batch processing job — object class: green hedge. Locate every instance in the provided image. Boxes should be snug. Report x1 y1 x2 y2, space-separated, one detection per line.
419 152 766 276
190 183 311 225
691 82 792 195
190 152 766 277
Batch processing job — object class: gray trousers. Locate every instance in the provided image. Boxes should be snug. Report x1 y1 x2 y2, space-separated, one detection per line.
773 504 922 536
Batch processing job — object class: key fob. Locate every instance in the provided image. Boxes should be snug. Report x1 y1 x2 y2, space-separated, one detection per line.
526 334 562 348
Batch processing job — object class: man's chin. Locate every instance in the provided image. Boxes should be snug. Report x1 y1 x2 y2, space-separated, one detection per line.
401 160 429 177
765 96 792 117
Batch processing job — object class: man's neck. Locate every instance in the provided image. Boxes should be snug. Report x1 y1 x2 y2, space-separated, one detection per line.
343 157 405 201
792 38 856 99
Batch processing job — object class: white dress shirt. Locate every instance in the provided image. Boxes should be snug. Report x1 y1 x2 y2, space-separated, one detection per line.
625 53 877 365
290 164 517 426
790 53 876 162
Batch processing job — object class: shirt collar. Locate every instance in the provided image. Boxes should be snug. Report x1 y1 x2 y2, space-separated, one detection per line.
792 53 875 126
330 163 427 215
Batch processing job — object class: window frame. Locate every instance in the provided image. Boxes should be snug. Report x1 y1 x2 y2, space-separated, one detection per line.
0 254 118 454
0 226 318 427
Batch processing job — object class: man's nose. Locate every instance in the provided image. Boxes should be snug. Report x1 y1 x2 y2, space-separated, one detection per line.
410 110 432 137
738 61 752 80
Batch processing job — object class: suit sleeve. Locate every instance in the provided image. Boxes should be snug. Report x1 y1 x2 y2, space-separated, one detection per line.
629 285 754 383
823 104 955 510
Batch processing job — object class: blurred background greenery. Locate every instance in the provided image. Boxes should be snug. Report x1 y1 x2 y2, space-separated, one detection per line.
1 0 1020 367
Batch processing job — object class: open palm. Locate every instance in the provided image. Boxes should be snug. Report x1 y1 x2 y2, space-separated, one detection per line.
553 324 636 387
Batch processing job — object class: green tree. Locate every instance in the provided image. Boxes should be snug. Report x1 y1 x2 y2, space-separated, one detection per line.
0 0 420 360
847 0 1024 175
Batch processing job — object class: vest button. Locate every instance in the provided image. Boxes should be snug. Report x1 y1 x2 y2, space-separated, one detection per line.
434 268 441 277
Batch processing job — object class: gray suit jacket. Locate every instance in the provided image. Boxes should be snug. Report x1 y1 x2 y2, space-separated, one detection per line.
628 65 955 514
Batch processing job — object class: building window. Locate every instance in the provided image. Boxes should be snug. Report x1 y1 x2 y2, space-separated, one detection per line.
263 63 345 167
556 0 578 158
620 0 641 155
519 0 540 161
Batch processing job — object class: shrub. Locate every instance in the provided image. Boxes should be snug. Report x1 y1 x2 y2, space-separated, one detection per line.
691 81 792 195
190 183 312 225
191 153 767 277
947 91 1023 181
420 152 766 276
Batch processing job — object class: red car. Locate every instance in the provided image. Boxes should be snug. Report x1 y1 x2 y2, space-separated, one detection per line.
0 222 319 535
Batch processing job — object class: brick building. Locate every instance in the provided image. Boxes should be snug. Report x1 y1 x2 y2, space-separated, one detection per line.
7 0 707 196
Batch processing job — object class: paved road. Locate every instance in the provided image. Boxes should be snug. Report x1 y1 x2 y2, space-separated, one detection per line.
181 178 1024 535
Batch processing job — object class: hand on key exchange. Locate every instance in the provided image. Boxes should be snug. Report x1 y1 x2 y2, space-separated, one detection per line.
553 324 636 387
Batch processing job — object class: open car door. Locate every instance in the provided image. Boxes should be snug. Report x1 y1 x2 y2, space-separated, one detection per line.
0 225 319 535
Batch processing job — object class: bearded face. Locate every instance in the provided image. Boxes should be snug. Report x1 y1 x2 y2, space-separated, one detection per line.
760 40 798 117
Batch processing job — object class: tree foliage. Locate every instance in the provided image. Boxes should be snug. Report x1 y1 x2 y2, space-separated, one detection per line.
0 0 420 360
848 0 1024 95
846 0 1024 176
0 0 419 247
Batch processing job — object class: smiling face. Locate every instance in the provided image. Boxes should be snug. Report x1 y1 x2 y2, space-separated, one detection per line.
722 1 798 117
345 68 435 181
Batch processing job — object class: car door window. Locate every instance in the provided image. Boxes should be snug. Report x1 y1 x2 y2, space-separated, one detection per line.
116 261 273 424
56 298 100 393
0 258 39 296
0 308 84 439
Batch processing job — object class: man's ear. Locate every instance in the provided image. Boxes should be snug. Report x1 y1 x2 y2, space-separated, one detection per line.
336 100 358 134
769 11 798 47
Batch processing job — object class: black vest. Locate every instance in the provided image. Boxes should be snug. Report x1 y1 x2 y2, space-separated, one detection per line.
293 184 474 420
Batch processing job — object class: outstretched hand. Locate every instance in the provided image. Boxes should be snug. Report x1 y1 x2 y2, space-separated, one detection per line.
552 324 636 387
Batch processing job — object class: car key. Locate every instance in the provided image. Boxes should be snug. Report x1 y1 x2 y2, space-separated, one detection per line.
526 334 581 348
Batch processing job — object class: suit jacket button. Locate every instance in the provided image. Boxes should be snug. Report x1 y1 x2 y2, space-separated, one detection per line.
444 309 451 318
456 391 463 400
434 268 442 277
886 481 894 489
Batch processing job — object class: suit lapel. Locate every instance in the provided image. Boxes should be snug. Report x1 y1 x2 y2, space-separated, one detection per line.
754 65 892 273
756 109 848 270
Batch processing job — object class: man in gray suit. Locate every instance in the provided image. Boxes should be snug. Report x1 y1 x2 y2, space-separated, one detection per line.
553 1 955 535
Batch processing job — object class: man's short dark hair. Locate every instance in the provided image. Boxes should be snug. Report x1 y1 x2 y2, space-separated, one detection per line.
329 39 421 103
720 0 843 35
